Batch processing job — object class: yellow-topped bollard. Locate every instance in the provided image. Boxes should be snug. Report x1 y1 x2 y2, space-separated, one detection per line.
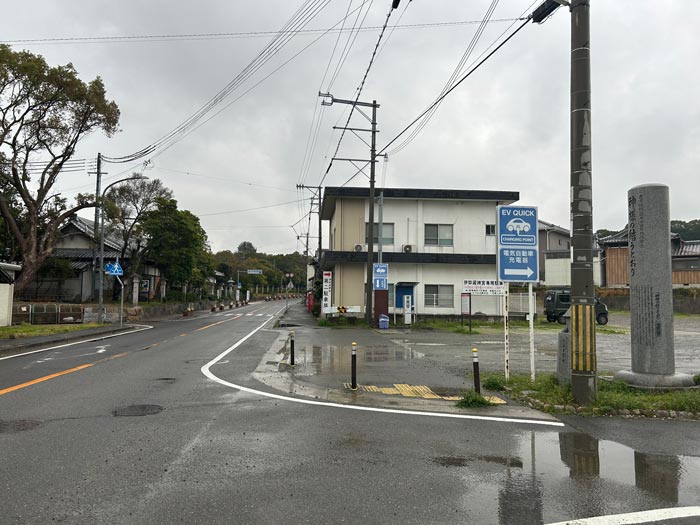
472 347 481 394
351 342 357 390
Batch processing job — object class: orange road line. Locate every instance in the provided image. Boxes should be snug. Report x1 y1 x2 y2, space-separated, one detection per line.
0 363 94 396
0 352 130 397
195 315 242 332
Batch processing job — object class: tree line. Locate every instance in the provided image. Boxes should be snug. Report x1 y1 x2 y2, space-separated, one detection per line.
1 44 307 300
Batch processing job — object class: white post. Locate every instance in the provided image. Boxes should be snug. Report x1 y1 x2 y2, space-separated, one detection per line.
528 282 535 382
503 283 510 381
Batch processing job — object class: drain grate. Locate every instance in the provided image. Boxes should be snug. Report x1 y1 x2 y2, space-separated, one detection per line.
112 404 164 417
0 419 42 433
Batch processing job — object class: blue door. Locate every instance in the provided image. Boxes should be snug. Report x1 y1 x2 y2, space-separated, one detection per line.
395 285 414 308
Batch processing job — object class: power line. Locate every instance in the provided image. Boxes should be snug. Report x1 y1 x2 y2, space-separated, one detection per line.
196 198 309 217
387 0 501 155
102 0 332 165
334 13 533 189
319 2 399 189
2 19 526 45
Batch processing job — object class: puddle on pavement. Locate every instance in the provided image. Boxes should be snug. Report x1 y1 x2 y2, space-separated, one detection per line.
293 344 425 376
447 431 700 522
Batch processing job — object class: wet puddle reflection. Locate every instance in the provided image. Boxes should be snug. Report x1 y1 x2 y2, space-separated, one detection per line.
459 431 700 523
294 344 425 376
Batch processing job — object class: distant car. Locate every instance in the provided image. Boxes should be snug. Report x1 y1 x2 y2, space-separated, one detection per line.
544 288 609 325
506 218 530 234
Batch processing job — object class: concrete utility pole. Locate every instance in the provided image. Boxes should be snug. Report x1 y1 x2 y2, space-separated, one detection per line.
365 100 378 325
568 0 596 404
92 153 102 301
318 93 379 325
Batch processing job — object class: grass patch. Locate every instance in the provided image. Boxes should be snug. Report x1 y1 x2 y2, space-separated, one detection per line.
482 374 507 392
414 318 481 335
317 316 367 328
455 389 493 408
489 372 700 415
0 323 104 339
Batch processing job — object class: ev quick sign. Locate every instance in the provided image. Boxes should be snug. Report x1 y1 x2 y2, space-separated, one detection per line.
497 205 539 282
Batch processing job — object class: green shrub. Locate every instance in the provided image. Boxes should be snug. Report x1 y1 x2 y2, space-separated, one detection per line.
456 389 493 408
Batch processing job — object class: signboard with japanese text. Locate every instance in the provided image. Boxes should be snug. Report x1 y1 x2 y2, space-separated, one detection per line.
322 271 333 313
463 279 506 296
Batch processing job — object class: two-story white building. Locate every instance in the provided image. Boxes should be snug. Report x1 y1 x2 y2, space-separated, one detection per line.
319 186 519 317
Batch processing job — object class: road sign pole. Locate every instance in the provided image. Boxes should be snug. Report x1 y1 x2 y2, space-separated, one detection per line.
529 282 535 382
503 283 510 382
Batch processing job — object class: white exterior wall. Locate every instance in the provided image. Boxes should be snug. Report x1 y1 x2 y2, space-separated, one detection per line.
386 263 502 316
0 284 13 326
365 199 498 254
544 256 602 287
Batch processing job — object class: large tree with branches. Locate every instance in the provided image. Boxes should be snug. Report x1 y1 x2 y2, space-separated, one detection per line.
0 44 120 292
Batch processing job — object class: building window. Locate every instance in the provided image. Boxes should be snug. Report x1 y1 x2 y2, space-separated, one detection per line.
424 284 454 308
485 224 496 236
365 223 394 245
388 283 394 306
425 224 453 246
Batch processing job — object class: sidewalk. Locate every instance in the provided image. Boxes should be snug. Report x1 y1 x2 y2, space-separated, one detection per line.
257 301 563 421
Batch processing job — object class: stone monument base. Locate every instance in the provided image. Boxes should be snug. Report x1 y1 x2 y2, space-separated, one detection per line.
614 370 695 390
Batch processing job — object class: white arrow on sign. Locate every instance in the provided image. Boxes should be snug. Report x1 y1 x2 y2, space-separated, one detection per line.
504 267 534 278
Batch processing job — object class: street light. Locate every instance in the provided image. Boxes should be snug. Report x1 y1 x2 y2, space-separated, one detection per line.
98 175 149 323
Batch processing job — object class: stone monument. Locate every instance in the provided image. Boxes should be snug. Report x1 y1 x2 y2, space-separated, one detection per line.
615 184 694 388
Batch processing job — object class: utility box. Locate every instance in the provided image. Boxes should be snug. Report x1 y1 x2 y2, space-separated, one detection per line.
378 314 389 329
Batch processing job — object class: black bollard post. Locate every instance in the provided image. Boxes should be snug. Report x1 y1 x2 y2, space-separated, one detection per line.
472 347 481 394
351 342 357 390
290 330 295 367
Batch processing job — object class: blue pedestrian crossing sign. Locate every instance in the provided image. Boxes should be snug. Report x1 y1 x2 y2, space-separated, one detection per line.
105 261 123 276
497 206 539 282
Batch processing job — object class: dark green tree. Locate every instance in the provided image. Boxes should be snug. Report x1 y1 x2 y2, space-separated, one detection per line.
0 44 120 292
671 219 700 241
141 198 211 290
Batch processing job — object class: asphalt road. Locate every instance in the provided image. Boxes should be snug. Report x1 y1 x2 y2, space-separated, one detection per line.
1 302 699 524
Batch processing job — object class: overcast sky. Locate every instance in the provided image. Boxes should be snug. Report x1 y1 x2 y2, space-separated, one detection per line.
2 1 698 255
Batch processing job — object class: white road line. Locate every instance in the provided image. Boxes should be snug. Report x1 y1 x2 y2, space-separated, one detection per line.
547 506 700 525
200 315 564 428
0 324 153 361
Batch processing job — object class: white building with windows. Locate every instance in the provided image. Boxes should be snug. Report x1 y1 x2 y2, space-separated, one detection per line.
319 186 519 317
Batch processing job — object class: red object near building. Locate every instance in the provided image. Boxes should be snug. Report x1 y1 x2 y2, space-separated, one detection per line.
306 291 313 312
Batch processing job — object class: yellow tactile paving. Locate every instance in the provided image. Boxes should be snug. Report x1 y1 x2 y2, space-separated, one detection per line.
342 383 502 403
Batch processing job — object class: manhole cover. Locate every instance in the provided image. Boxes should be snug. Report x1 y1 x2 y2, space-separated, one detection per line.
0 419 42 433
112 404 164 417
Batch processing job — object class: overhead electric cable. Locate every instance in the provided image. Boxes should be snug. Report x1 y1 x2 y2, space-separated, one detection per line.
197 198 309 217
388 0 500 155
319 2 396 189
102 0 332 164
1 19 525 45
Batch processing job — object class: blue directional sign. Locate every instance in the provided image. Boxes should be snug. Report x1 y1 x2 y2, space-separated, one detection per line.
105 261 123 276
373 263 388 278
497 206 538 282
373 277 388 291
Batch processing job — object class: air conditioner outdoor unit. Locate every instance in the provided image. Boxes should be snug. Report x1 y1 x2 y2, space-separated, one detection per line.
354 244 365 252
402 244 414 253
